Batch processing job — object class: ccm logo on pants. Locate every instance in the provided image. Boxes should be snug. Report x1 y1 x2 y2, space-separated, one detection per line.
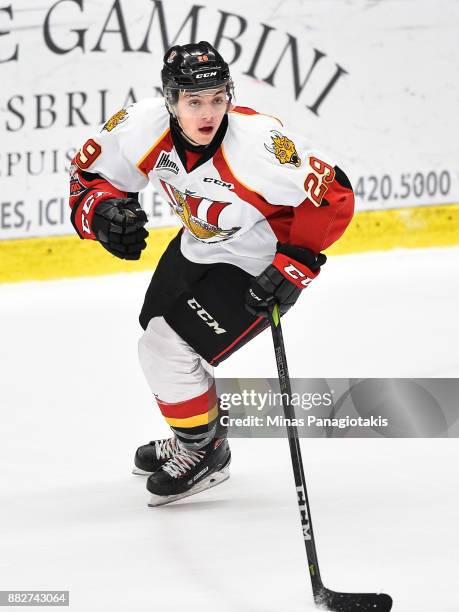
187 298 227 335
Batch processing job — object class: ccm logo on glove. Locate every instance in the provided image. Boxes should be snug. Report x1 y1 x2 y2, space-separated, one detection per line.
284 264 313 287
245 244 326 317
272 252 319 289
81 191 107 235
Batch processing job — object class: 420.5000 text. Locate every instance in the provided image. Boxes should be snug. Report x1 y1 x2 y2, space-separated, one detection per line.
354 170 451 203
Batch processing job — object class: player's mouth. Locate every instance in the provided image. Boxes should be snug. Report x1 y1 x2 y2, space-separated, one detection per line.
198 126 214 135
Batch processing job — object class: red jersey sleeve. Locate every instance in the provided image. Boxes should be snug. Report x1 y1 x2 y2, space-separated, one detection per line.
288 165 354 253
69 160 128 239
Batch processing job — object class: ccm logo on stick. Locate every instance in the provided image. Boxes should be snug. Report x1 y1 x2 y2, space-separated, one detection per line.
296 485 312 541
187 298 226 335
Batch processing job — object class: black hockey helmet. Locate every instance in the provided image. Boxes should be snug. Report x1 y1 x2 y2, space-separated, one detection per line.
161 41 233 111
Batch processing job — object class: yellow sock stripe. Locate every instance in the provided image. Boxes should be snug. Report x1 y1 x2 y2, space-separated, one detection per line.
164 405 219 428
2 203 459 284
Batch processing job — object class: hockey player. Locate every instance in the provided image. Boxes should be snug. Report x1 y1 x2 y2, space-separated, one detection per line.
68 41 354 506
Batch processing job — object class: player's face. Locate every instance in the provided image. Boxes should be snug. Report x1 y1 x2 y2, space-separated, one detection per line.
176 88 228 145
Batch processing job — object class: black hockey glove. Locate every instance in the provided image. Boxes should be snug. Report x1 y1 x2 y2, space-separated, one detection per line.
245 243 326 317
92 198 149 260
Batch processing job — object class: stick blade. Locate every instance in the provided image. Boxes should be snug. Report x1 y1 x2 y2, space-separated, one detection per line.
315 588 392 611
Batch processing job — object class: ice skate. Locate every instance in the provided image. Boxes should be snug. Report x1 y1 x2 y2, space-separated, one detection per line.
147 437 231 507
133 437 179 475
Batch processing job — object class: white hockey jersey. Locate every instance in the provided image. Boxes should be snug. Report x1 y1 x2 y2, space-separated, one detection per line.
70 98 354 276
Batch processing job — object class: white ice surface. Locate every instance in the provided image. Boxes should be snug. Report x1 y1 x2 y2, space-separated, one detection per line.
1 247 459 611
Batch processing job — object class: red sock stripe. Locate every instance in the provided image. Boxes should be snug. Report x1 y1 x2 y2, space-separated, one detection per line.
156 384 217 419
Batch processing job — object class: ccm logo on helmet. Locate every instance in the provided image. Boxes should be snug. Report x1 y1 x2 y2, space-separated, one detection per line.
284 263 313 288
187 298 227 334
196 71 217 79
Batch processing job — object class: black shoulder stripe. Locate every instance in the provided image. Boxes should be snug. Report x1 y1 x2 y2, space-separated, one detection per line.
333 165 353 190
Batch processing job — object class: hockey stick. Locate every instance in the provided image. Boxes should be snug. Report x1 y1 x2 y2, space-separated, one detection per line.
267 303 392 612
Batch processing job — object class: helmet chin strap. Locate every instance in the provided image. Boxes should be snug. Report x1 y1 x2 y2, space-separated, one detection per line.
166 102 203 146
175 116 203 147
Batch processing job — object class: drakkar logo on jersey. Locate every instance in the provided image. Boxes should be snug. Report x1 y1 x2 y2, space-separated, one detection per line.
160 179 240 242
102 108 128 132
265 130 301 167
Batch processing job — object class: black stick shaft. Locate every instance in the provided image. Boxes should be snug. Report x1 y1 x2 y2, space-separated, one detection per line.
268 304 324 596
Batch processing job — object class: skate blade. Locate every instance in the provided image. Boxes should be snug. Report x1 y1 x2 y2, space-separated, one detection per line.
148 466 230 507
132 466 153 476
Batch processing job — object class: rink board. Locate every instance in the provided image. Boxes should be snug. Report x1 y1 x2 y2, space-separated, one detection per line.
1 202 459 283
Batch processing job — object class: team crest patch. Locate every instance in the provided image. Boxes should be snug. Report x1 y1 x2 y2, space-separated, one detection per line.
264 130 301 167
102 109 128 132
159 180 240 243
69 164 85 196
